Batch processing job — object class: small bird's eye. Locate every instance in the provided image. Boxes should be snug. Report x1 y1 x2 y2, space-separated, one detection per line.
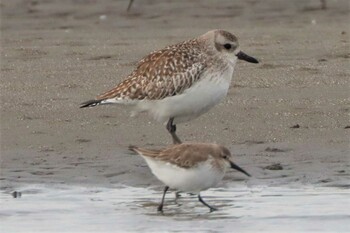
224 44 232 50
222 155 228 159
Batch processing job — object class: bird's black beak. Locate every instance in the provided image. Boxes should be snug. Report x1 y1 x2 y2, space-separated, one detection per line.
236 51 259 64
230 161 251 177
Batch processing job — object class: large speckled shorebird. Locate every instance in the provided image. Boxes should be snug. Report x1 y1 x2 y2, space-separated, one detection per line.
80 30 259 144
129 143 251 212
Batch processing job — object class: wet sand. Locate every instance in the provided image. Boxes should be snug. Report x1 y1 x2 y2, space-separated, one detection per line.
2 184 350 232
1 0 349 192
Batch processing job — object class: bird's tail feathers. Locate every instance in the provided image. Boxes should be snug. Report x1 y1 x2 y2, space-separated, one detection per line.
128 145 139 153
80 99 106 108
129 145 162 158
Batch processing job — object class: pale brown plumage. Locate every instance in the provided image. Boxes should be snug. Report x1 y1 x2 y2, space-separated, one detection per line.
129 143 231 169
96 39 207 102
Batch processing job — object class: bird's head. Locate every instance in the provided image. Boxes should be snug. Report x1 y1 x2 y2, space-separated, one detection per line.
202 29 259 65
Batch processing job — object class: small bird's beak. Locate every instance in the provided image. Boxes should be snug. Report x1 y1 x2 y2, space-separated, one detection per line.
230 161 251 177
236 51 259 64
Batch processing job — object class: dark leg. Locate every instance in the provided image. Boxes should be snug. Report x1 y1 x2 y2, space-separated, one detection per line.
158 186 169 212
174 191 181 204
198 194 217 212
166 118 182 144
127 0 134 12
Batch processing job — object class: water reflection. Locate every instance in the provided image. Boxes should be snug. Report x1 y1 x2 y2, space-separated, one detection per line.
1 184 349 232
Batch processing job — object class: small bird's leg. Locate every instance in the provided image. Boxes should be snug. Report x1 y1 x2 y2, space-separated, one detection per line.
174 191 181 204
127 0 134 12
157 186 169 212
166 118 182 144
198 194 217 212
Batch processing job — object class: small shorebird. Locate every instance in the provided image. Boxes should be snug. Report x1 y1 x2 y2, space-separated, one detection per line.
80 30 259 144
129 143 251 212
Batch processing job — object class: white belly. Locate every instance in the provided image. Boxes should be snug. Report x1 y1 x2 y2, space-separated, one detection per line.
143 156 226 193
137 67 234 124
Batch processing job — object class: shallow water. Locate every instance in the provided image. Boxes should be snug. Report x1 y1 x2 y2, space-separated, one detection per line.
1 184 349 232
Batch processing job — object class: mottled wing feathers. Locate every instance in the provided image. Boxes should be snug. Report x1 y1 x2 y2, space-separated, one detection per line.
95 40 206 102
159 144 210 168
130 143 215 169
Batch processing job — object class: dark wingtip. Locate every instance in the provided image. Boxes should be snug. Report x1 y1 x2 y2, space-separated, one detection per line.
80 99 102 108
128 145 138 153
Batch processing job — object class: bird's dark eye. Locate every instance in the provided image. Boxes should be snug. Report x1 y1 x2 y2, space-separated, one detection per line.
222 155 228 159
224 44 232 50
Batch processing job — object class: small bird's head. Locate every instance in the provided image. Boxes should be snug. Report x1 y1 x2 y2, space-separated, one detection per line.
202 29 259 65
218 146 251 177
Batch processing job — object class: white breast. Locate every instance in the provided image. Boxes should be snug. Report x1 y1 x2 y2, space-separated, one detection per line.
137 65 235 124
142 156 226 193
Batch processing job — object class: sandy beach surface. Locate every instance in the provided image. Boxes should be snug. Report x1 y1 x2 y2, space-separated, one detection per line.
1 0 349 232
